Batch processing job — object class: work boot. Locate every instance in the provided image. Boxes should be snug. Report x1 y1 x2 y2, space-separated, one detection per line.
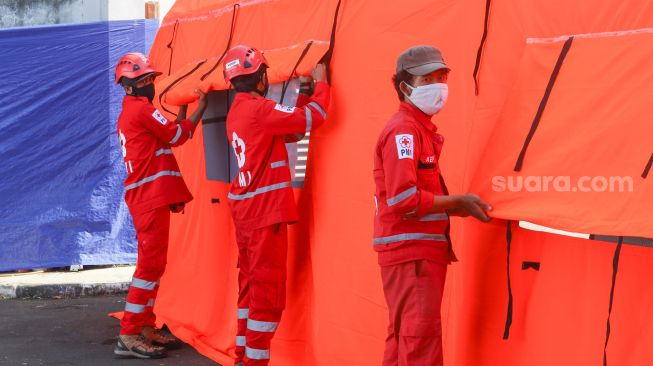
141 326 183 349
114 334 167 359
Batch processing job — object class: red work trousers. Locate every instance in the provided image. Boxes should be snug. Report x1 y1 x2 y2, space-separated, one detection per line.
235 223 288 366
120 205 170 335
381 259 447 366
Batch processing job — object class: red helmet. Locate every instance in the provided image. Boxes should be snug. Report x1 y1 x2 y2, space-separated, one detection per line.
115 52 162 84
223 45 269 82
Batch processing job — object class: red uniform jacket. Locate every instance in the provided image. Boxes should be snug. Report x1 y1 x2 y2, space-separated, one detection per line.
373 102 451 266
226 82 330 230
117 96 195 215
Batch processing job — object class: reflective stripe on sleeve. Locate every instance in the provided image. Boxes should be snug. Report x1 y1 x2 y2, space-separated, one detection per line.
308 102 326 119
373 233 447 245
245 347 270 360
155 148 173 156
386 187 417 206
131 278 158 290
304 107 313 137
228 182 291 201
419 213 449 222
271 160 288 169
124 170 182 191
169 124 183 144
146 299 155 307
247 319 279 332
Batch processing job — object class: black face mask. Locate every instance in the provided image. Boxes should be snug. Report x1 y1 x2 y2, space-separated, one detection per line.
132 83 155 103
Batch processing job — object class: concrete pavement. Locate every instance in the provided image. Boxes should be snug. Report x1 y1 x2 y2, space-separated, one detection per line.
0 295 218 366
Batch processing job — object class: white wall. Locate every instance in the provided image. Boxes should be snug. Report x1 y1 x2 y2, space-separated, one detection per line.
108 0 145 21
157 0 175 23
0 0 147 28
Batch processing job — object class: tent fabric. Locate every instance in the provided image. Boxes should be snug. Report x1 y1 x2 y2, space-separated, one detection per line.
144 0 653 365
0 20 158 271
159 39 330 106
469 30 653 238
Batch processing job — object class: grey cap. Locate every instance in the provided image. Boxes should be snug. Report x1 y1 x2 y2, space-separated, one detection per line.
396 45 449 76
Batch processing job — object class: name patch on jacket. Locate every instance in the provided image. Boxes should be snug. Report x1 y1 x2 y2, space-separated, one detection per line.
395 134 414 159
418 155 435 169
152 109 168 125
274 104 295 113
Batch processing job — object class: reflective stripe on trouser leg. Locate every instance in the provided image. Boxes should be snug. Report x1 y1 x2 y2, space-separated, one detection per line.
246 347 270 360
236 336 246 347
236 231 251 365
243 224 288 365
120 206 170 335
142 277 160 327
236 308 249 362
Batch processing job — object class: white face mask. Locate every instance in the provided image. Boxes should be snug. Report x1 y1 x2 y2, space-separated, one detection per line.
404 82 448 116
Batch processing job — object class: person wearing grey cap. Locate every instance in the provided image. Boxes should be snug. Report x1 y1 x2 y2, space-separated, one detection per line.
372 45 492 365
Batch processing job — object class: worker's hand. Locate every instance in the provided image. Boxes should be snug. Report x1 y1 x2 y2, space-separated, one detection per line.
195 89 208 109
445 207 470 217
312 63 327 83
298 75 313 84
188 89 208 127
298 75 314 95
176 105 188 121
456 194 492 222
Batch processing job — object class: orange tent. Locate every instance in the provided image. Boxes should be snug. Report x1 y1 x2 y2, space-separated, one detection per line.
144 1 653 365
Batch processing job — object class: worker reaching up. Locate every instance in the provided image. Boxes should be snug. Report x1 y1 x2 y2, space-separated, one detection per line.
113 52 208 359
222 45 330 366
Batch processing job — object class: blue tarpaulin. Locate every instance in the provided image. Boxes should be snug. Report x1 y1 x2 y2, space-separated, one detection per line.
0 20 158 271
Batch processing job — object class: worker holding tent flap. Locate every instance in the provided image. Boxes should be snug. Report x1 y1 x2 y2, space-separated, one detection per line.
222 45 330 366
113 52 208 359
373 46 493 365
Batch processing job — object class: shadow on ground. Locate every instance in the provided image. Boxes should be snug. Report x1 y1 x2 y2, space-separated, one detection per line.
0 295 218 366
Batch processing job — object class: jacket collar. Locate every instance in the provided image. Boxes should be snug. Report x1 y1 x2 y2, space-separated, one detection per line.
399 102 437 133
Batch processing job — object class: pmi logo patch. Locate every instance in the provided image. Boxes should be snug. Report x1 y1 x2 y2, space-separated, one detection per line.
395 134 414 160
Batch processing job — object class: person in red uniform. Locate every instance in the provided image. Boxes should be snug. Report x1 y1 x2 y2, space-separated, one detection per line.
373 46 493 365
113 52 208 359
222 45 329 366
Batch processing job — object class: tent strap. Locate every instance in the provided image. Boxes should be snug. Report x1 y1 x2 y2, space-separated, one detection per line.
503 220 514 339
167 20 180 76
279 41 314 104
158 59 208 117
473 0 492 95
603 236 623 366
319 0 342 85
200 3 240 81
514 36 574 172
642 153 653 178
